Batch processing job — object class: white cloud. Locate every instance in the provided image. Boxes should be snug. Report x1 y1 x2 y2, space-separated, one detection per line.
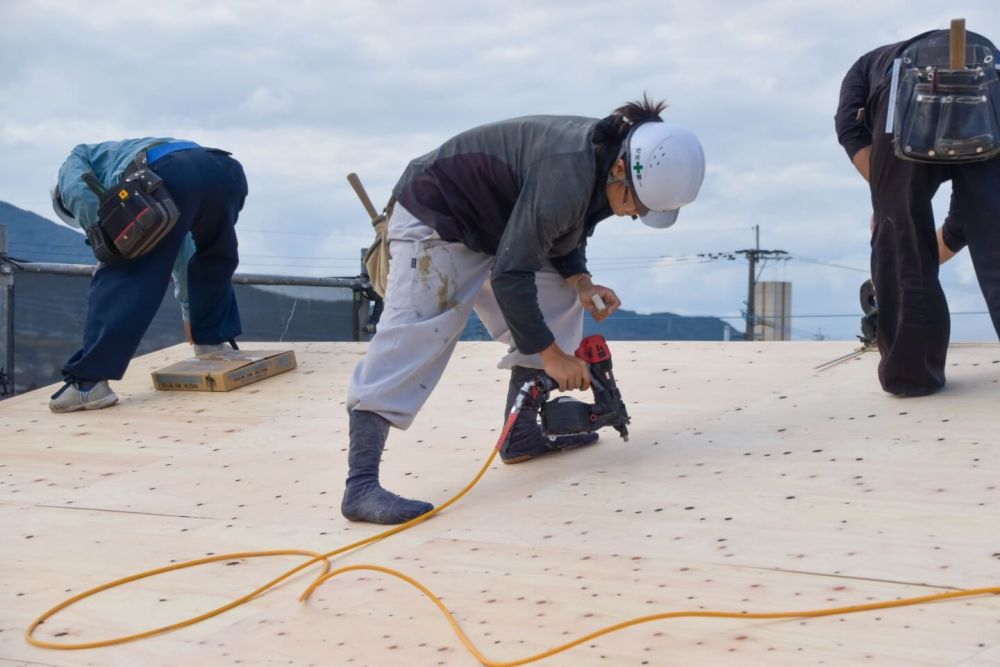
2 0 999 340
243 88 293 115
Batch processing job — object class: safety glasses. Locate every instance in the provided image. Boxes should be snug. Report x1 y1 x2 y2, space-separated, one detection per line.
608 175 650 219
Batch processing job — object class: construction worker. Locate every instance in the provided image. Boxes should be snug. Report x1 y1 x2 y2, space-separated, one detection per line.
836 29 1000 395
343 96 705 524
49 139 247 412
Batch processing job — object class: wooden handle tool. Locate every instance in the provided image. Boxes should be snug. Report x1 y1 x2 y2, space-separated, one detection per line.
346 172 380 222
950 18 966 70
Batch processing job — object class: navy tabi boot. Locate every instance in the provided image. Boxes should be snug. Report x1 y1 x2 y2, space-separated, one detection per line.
341 409 434 524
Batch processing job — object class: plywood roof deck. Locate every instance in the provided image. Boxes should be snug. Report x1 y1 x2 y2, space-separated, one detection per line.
2 341 1000 666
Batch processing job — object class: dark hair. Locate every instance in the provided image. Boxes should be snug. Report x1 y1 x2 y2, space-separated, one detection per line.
611 94 667 133
594 93 667 146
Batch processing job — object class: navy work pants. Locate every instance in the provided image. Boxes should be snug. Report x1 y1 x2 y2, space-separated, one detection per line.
62 148 248 383
868 86 1000 395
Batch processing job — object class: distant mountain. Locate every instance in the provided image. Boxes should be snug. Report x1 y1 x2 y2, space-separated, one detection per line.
584 309 740 341
1 201 359 394
461 308 740 342
1 200 740 396
0 201 94 263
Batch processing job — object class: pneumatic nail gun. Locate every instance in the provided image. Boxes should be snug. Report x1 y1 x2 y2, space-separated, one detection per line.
528 334 631 441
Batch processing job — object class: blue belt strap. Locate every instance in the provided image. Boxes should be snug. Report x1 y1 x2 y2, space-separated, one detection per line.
145 140 201 164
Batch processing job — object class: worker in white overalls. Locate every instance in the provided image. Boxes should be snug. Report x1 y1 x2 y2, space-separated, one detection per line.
344 96 705 524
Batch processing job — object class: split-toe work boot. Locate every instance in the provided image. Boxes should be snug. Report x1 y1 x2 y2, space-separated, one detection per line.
341 409 434 524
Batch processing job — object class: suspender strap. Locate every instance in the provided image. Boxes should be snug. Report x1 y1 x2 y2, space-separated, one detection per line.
885 58 902 134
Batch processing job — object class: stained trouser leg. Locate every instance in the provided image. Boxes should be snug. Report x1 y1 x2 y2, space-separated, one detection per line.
867 89 950 395
473 263 599 461
474 265 586 371
951 159 1000 339
347 237 491 425
344 223 492 523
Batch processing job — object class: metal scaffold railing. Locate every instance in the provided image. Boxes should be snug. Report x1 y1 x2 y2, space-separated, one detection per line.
0 224 380 397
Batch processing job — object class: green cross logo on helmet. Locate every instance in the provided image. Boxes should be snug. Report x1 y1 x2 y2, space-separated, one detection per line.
624 122 705 229
632 159 644 182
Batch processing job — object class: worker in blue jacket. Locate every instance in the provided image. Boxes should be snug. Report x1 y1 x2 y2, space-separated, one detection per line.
49 138 248 412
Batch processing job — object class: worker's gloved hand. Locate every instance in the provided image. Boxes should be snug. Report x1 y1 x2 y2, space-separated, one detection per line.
539 342 589 392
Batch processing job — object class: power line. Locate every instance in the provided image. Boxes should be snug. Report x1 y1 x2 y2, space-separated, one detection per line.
234 224 759 239
236 227 372 239
791 255 868 274
594 225 757 237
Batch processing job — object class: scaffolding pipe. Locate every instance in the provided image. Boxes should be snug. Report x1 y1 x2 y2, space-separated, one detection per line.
0 227 14 394
10 261 366 290
0 226 377 395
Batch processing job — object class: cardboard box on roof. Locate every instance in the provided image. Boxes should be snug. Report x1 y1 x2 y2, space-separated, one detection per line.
151 349 297 392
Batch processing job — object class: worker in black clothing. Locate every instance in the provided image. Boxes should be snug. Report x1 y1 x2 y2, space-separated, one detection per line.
835 29 1000 395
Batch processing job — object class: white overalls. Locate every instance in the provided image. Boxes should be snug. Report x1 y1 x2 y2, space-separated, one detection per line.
347 204 584 429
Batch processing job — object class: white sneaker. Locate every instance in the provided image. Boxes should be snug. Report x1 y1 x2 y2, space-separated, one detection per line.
49 381 119 413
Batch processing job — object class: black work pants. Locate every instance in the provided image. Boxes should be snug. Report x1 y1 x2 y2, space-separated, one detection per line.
869 87 1000 395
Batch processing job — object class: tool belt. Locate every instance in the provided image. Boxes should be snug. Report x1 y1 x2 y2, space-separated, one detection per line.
892 41 1000 163
82 153 180 264
363 198 394 298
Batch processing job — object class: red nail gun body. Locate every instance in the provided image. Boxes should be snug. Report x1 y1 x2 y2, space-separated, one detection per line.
531 335 631 441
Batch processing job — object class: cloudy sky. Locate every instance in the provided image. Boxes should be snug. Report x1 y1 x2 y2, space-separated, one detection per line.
2 0 999 341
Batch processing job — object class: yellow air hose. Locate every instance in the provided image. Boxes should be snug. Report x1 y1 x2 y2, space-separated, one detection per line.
25 383 1000 663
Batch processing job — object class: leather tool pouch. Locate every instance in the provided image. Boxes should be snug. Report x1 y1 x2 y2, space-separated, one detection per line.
84 219 119 264
894 44 1000 163
363 198 394 298
82 159 180 263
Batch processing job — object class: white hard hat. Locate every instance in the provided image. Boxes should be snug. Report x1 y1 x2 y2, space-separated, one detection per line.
50 183 76 226
624 122 705 228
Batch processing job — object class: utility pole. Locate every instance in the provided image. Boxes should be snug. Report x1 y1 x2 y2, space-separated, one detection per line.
745 226 758 340
734 226 788 341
